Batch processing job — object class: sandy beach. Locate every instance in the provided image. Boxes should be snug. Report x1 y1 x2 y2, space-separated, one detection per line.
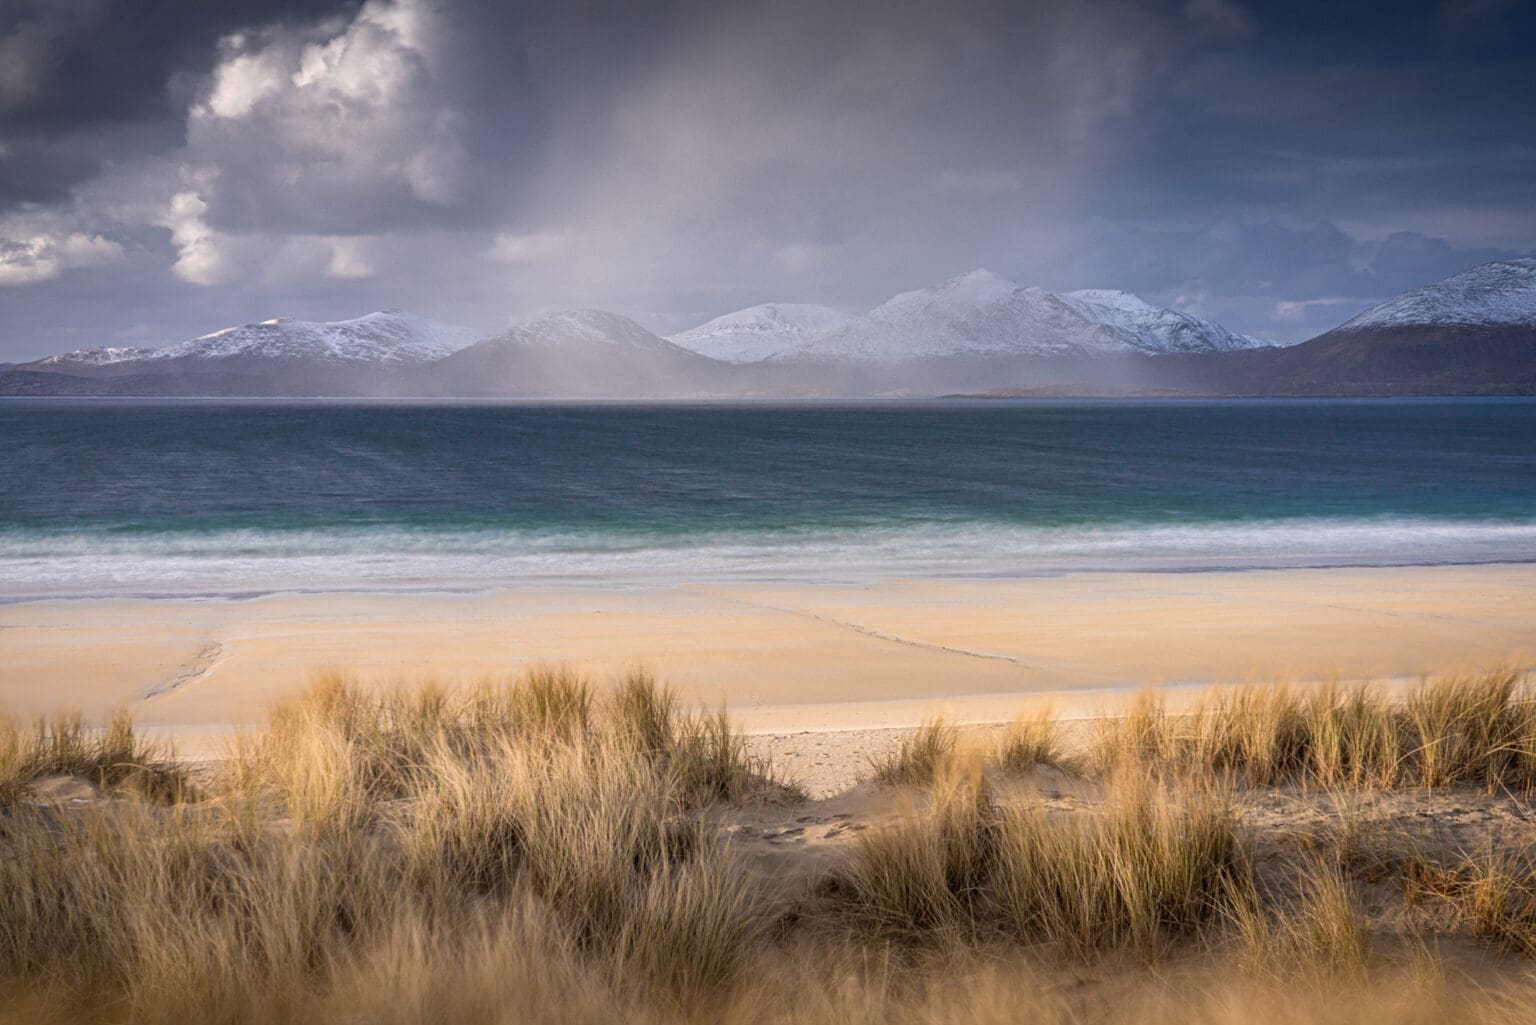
4 563 1533 778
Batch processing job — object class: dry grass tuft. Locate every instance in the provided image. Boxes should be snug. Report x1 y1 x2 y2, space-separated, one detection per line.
609 668 678 757
1093 670 1536 791
868 718 958 786
0 710 193 805
1406 670 1534 790
1459 854 1536 957
993 708 1064 774
1234 857 1373 979
836 761 1249 956
1400 843 1536 958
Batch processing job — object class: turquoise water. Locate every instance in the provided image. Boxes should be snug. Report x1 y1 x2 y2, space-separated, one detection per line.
2 398 1534 597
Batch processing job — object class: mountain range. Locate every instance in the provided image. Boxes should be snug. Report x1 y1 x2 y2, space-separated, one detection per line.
1138 257 1536 398
3 259 1533 397
665 271 1269 363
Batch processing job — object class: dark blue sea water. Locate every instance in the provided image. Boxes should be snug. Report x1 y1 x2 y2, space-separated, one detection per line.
3 398 1534 597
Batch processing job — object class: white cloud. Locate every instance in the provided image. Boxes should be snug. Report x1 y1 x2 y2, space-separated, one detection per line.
401 122 468 205
484 231 567 264
117 0 470 290
0 211 123 287
777 242 833 274
326 237 375 279
200 41 289 119
185 0 468 229
1272 296 1361 322
159 191 231 286
1168 285 1213 318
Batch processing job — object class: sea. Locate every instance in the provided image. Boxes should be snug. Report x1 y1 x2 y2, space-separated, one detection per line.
3 398 1534 600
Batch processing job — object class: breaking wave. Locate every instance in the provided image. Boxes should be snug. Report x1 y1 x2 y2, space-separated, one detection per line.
3 517 1534 599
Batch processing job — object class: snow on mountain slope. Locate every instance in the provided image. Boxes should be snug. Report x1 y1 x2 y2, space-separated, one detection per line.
1336 258 1536 330
34 346 158 368
499 309 689 351
948 285 1132 357
865 269 1022 326
776 270 1062 361
35 310 481 369
152 310 480 364
667 304 852 362
430 309 727 397
1061 289 1273 353
776 270 1254 362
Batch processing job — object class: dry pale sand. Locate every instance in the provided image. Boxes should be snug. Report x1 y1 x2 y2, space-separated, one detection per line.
3 563 1534 790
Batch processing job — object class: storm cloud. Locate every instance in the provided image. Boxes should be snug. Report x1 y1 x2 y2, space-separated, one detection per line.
1 0 1532 358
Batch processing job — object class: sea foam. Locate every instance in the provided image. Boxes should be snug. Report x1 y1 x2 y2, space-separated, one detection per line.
2 517 1533 599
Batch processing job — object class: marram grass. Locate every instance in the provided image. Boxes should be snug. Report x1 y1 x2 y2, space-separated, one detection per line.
1 668 1535 1023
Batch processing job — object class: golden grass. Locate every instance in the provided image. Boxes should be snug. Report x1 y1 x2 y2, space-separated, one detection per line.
1 668 1535 1023
993 707 1064 774
1092 669 1536 790
867 717 958 786
835 759 1248 956
1232 856 1374 980
0 709 193 805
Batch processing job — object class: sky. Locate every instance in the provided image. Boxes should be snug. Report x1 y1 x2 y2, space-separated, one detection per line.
1 0 1533 360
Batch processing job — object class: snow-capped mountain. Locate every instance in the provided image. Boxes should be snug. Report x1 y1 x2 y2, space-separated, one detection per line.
667 304 852 362
498 309 684 351
1335 258 1536 330
773 270 1270 362
819 268 1023 359
34 346 158 368
1168 257 1536 398
22 261 1529 398
428 309 730 397
1060 289 1271 353
34 310 480 369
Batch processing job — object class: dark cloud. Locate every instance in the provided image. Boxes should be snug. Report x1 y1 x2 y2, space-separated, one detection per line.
0 0 1533 358
0 0 359 131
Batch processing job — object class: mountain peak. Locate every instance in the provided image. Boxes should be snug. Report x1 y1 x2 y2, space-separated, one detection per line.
668 303 853 363
1339 256 1536 331
951 268 1015 285
59 310 483 367
865 269 1019 325
1060 289 1271 353
502 309 677 351
934 268 1019 298
33 345 159 368
775 270 1271 362
1063 289 1160 315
